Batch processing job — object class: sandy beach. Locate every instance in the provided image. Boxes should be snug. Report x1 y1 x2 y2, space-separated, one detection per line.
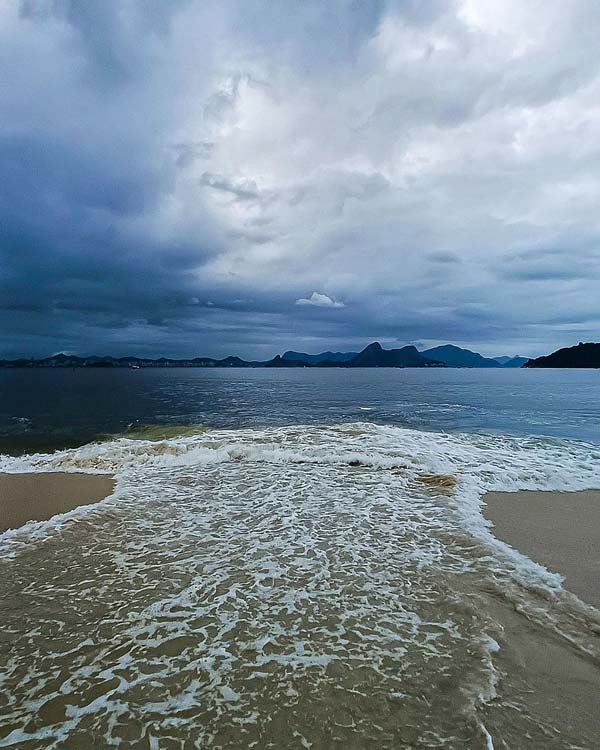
481 489 600 743
0 472 115 533
484 489 600 609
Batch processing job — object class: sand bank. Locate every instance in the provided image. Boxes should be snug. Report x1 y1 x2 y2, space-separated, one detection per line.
484 489 600 609
0 472 115 533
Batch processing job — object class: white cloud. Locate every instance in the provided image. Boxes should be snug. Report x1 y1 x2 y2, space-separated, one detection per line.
295 292 345 308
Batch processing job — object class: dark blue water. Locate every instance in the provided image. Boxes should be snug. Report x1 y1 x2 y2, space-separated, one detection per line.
0 368 598 454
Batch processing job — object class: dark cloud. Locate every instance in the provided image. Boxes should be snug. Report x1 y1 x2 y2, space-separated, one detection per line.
497 247 600 281
1 0 600 358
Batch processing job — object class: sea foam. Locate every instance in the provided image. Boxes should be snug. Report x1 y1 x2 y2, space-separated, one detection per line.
1 423 599 748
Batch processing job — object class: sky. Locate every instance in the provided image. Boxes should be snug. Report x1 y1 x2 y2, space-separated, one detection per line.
1 0 600 359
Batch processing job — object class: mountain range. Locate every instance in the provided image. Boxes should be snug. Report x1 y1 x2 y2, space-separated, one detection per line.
283 344 530 368
422 344 501 368
1 341 596 369
0 342 527 369
492 355 529 367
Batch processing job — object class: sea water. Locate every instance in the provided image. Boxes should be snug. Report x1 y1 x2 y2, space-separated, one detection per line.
0 369 599 748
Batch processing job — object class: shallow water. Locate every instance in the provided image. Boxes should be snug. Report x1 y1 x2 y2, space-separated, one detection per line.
1 367 599 454
1 421 600 748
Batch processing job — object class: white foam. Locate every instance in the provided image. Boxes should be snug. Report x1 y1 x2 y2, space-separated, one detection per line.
2 424 599 584
1 423 599 747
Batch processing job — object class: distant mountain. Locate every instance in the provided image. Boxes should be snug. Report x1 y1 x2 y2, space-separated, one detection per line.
0 343 445 369
12 342 590 369
217 356 257 368
264 355 308 368
282 350 357 364
495 356 529 368
346 342 445 368
0 353 265 369
524 342 600 368
422 345 501 368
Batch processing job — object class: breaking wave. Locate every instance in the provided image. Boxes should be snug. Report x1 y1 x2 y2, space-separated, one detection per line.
1 423 599 748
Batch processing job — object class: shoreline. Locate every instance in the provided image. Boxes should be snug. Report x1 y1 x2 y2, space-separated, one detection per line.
0 472 115 533
483 489 600 609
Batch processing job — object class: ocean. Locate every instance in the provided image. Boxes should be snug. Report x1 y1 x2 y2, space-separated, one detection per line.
0 368 599 748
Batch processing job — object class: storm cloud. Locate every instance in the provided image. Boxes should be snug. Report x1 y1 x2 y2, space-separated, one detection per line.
2 0 600 358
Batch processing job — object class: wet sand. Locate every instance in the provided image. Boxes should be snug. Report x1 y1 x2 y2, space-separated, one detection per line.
479 588 600 746
481 490 600 745
0 472 115 533
484 489 600 609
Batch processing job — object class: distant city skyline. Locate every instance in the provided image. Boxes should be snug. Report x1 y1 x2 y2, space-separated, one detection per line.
2 1 599 359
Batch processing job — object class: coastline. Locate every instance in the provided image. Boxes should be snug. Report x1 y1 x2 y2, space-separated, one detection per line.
0 472 115 533
483 489 600 609
0 432 599 746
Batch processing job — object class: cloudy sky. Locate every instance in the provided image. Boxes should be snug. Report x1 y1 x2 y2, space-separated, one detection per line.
1 0 599 359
